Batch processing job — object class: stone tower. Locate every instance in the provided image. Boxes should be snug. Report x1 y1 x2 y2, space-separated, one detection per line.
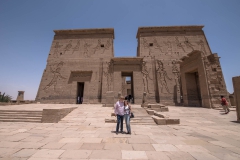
36 28 114 104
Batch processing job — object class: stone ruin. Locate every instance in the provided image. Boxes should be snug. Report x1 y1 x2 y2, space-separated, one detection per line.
36 26 229 108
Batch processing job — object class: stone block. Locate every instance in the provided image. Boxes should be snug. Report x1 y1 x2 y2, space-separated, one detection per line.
41 107 77 123
148 104 161 109
141 103 148 108
165 119 180 125
146 109 155 115
152 116 166 125
102 104 114 107
105 118 116 123
160 106 169 112
154 112 169 118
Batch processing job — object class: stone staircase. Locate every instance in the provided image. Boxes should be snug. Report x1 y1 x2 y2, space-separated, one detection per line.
0 110 43 123
106 105 157 125
130 107 156 125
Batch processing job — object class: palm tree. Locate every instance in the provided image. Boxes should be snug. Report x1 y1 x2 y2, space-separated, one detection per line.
0 92 12 102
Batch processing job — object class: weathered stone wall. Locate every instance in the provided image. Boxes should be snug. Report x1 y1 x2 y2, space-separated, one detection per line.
137 26 212 105
36 29 114 104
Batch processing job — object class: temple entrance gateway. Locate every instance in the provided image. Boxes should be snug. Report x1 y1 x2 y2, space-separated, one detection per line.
77 82 84 104
121 72 134 103
36 26 229 107
185 71 202 107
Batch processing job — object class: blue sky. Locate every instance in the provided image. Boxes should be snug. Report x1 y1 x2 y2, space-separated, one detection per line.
0 0 239 100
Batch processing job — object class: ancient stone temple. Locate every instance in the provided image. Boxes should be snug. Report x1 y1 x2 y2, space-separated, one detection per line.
36 26 229 108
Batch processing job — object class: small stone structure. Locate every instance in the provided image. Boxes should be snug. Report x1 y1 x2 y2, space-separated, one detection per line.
232 76 240 122
36 26 229 108
16 91 24 101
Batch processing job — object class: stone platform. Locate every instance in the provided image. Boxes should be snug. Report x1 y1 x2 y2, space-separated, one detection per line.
0 104 240 159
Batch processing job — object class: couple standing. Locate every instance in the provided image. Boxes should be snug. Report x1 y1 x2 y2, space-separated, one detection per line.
114 96 131 135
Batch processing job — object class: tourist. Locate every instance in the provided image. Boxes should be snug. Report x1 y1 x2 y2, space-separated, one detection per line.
114 96 125 134
124 100 131 134
221 95 230 114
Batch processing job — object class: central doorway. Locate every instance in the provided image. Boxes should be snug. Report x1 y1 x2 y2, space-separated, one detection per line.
77 82 84 104
121 72 134 103
185 71 202 107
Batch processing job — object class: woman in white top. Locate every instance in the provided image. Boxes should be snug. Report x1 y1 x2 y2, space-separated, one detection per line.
124 100 131 134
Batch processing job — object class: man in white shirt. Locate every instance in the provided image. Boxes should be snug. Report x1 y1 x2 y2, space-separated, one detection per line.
114 96 125 134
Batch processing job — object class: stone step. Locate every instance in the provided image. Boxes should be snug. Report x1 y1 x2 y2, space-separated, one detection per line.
152 115 180 125
0 110 43 123
0 114 42 117
0 119 41 123
0 110 42 113
0 116 42 120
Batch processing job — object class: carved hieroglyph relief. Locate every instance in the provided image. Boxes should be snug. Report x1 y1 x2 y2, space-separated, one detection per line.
172 60 180 94
43 61 66 92
184 36 194 51
83 41 92 57
163 40 172 55
156 60 172 93
102 39 111 54
93 39 102 54
53 42 63 58
141 61 152 93
175 37 185 52
63 40 72 54
103 61 113 91
197 40 207 55
153 37 164 53
72 40 80 54
90 71 98 94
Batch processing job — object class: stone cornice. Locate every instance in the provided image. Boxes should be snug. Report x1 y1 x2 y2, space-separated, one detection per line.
54 28 115 38
136 25 204 38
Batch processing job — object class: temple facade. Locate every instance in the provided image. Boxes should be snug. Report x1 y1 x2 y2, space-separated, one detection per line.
36 26 229 108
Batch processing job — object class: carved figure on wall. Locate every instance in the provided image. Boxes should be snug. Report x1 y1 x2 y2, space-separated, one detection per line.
172 60 181 94
142 38 153 55
141 61 152 93
83 41 91 57
163 40 172 55
175 37 185 52
63 40 72 54
103 61 113 91
72 40 80 54
43 61 66 92
93 39 102 54
172 60 180 85
153 37 164 53
156 60 172 93
142 38 149 48
53 42 63 58
197 40 207 55
184 36 195 51
102 39 111 54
